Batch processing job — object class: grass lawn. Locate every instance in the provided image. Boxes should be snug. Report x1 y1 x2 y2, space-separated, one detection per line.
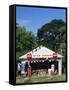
16 74 66 84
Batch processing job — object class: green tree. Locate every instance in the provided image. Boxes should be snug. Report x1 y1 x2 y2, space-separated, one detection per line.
16 26 38 61
37 19 66 51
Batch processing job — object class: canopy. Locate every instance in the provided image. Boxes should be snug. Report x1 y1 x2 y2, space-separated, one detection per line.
19 45 63 59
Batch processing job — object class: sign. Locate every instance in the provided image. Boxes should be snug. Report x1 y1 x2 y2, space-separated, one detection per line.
53 53 57 58
27 53 32 59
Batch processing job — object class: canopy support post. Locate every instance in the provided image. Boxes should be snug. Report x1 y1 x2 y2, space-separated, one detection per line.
58 58 62 76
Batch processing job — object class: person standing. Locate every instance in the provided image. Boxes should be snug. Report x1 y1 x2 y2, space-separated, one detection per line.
25 62 28 76
28 65 32 77
17 62 21 77
21 62 25 78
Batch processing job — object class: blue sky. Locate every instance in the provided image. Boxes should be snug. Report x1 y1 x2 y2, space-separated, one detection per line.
16 6 66 36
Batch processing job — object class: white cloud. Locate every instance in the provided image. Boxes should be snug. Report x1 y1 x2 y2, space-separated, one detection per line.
17 19 32 27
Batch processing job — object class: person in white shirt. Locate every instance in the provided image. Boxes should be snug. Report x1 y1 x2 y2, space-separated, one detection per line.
17 62 21 77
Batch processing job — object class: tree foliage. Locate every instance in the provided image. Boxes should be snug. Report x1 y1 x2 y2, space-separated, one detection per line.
37 19 66 62
16 26 38 61
37 20 66 48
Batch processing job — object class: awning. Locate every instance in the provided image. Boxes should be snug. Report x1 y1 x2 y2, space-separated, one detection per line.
19 45 63 59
